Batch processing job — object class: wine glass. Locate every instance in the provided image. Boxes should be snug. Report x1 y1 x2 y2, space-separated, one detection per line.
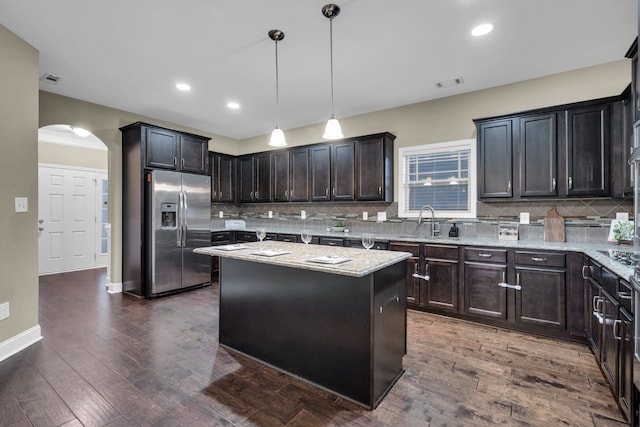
256 227 266 243
362 233 375 250
301 230 312 245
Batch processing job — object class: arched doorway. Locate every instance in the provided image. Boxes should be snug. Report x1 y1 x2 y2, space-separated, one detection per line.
37 124 110 278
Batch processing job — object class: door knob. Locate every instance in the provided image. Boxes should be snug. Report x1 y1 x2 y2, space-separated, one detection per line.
38 226 44 231
38 219 44 224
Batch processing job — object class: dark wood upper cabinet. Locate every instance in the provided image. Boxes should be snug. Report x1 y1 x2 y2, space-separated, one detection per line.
145 127 179 170
476 94 625 200
239 153 272 202
310 145 331 201
120 122 210 175
210 152 235 203
331 142 356 201
478 120 513 198
518 114 557 197
566 103 610 197
180 134 210 175
271 151 290 202
355 133 395 202
289 148 310 202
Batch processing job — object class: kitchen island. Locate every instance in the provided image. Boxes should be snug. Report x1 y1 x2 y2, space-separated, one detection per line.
195 241 411 409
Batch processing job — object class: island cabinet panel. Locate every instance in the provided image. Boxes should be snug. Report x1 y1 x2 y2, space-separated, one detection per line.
218 257 406 409
566 103 610 197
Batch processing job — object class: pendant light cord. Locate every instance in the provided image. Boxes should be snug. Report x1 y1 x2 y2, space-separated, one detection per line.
329 17 335 119
275 39 280 127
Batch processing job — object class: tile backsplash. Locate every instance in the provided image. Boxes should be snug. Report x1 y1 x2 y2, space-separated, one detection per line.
211 198 633 244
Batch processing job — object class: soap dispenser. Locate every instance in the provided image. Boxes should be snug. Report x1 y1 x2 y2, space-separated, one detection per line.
449 222 459 238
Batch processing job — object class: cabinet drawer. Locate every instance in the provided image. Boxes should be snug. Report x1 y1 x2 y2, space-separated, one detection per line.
514 251 565 268
345 239 388 250
319 237 344 247
464 248 507 263
389 242 420 257
618 279 633 313
601 267 618 296
277 233 299 243
424 244 458 261
211 231 232 243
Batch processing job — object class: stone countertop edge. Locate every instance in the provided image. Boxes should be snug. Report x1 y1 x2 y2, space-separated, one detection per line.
194 241 412 278
209 228 637 280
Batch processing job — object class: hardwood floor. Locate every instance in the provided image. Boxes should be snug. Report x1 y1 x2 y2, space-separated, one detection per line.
0 268 629 426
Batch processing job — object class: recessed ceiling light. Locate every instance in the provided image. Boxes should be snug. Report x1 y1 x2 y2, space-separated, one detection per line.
471 23 494 37
227 102 240 110
176 83 191 91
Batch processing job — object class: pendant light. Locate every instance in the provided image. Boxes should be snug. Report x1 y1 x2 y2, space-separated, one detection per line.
268 29 287 147
322 4 344 140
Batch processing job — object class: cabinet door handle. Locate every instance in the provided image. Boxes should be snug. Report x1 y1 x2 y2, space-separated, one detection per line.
507 180 511 191
613 319 622 340
290 190 294 198
568 176 573 189
255 191 259 199
582 265 590 279
219 191 223 199
181 158 185 168
411 261 429 281
498 282 522 291
325 188 329 197
212 191 217 199
285 189 288 198
552 177 556 190
619 292 632 300
250 191 254 200
531 257 547 262
333 188 337 196
478 253 492 258
378 186 382 195
173 157 177 166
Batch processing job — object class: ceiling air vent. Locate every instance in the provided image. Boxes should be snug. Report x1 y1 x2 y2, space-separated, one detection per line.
40 73 61 84
434 77 463 88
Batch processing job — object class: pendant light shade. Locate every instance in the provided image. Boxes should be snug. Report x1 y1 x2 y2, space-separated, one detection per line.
268 29 287 147
322 4 344 140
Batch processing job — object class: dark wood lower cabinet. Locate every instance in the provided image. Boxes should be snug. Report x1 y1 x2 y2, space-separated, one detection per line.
463 261 507 319
515 266 566 329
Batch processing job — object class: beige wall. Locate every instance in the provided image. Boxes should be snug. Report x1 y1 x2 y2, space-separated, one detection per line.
39 141 108 170
0 25 39 344
39 91 239 286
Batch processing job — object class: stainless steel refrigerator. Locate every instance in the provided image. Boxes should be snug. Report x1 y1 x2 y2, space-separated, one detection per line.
146 170 211 296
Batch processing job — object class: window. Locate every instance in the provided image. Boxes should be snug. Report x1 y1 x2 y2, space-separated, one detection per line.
398 139 476 218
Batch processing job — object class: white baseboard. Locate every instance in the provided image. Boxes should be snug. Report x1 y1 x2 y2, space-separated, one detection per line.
0 325 42 363
106 281 122 294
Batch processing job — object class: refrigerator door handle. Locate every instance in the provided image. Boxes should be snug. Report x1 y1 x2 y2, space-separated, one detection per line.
177 191 184 247
182 191 188 247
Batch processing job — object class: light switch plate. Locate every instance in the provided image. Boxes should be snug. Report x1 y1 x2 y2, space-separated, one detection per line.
14 197 28 213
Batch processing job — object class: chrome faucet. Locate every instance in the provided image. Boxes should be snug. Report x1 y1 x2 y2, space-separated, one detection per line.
417 205 438 237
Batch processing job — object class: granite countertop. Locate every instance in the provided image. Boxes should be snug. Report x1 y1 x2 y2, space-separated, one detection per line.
195 240 411 278
210 227 638 280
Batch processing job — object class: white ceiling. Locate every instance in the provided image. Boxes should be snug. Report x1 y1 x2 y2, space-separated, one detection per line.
1 1 637 141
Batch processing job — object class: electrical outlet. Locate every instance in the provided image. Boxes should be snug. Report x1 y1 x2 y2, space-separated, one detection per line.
0 302 9 320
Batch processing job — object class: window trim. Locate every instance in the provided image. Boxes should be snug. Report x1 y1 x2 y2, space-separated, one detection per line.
398 138 477 219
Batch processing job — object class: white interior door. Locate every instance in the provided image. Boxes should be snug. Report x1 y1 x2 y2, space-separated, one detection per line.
96 172 109 269
38 166 97 275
